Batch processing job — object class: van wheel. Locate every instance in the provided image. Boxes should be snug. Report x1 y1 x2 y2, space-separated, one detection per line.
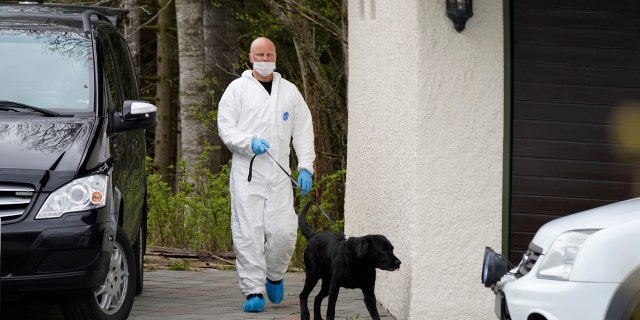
60 228 136 320
133 213 146 295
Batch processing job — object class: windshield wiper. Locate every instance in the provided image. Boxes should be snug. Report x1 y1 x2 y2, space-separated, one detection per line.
0 100 60 117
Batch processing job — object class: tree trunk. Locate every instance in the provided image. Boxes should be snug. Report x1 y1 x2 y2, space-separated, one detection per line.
153 0 178 182
262 0 348 180
123 0 140 76
341 0 348 81
175 0 207 174
291 25 334 181
203 0 237 173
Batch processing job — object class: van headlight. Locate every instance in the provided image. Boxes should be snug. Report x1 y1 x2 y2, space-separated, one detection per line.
36 175 108 219
537 229 599 280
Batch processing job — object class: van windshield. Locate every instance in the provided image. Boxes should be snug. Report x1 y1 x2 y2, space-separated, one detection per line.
0 30 92 114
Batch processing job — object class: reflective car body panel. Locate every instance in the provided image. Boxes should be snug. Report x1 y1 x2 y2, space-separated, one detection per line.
487 198 640 319
0 3 157 306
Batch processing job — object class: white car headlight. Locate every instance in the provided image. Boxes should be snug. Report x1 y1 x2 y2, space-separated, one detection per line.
36 175 108 219
537 229 599 280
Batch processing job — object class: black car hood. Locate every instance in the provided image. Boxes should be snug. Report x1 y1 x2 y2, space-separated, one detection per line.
0 117 94 172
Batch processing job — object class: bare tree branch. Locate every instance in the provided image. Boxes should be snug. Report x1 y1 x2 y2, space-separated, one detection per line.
125 0 175 39
281 0 347 44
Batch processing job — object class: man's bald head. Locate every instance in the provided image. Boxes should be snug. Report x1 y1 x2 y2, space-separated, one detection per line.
249 37 277 81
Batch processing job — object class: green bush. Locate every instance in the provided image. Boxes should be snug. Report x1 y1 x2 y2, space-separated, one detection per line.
146 156 233 253
291 169 346 269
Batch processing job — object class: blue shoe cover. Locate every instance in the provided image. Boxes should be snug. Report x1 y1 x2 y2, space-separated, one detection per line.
243 294 264 312
266 278 284 304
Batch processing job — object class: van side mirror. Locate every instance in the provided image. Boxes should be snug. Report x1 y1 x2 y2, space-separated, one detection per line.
113 100 158 133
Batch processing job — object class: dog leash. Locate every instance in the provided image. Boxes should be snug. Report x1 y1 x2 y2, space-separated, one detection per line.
248 151 345 236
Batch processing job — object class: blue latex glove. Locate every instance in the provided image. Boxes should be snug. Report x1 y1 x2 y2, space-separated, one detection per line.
297 170 312 195
251 138 270 155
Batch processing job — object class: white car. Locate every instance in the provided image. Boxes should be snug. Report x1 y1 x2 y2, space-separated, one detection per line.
482 198 640 320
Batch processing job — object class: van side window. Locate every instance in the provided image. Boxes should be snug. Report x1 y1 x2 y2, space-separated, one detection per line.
100 33 122 113
109 33 139 101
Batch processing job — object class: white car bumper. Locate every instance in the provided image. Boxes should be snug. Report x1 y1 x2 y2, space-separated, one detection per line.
498 274 620 320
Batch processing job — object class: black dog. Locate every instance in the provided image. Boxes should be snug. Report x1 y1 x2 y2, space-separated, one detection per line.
298 202 401 320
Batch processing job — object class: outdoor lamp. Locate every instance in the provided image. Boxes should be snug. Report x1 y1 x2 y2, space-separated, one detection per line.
446 0 473 32
482 246 509 287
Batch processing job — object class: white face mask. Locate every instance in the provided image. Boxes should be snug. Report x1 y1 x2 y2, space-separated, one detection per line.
253 61 276 77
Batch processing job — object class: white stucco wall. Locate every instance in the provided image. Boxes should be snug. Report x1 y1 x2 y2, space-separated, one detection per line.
346 1 504 319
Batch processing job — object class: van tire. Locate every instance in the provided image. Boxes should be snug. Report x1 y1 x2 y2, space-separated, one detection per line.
60 228 136 320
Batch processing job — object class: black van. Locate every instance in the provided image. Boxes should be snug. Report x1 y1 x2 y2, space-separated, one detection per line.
0 2 156 320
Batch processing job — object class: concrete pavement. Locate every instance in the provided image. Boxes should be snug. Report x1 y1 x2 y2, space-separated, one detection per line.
2 269 395 320
130 269 395 320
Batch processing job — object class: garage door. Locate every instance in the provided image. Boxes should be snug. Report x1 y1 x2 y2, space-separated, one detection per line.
510 0 640 262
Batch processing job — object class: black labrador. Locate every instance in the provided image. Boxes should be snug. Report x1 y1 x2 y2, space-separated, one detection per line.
298 202 401 320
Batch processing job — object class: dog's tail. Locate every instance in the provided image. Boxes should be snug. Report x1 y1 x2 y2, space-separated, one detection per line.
298 201 317 240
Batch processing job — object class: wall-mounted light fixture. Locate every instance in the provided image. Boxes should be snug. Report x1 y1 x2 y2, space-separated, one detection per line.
446 0 473 32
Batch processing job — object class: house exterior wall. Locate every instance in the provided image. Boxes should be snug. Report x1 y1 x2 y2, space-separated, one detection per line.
346 1 504 319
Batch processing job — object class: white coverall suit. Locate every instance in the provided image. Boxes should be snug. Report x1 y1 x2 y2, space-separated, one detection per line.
217 70 315 296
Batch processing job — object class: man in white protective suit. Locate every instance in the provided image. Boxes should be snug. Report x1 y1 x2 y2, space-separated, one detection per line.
217 37 315 313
